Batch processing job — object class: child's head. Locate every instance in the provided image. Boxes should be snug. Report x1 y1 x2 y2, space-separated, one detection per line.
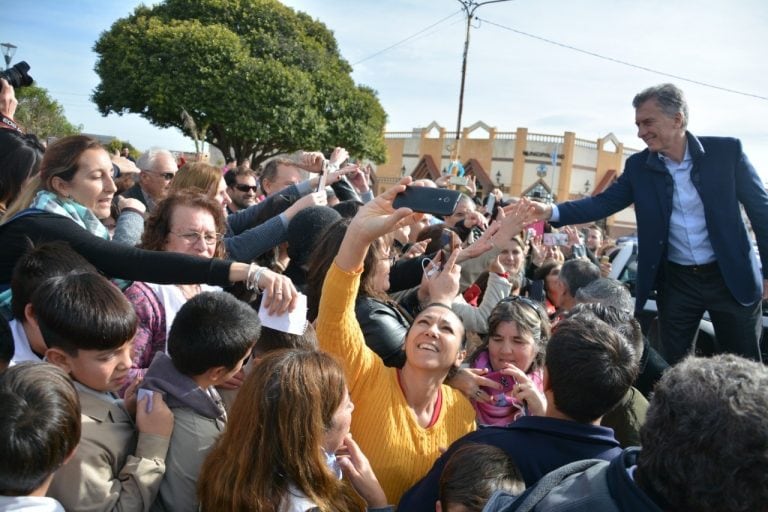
545 314 637 423
471 297 550 374
11 241 97 321
35 271 137 392
0 362 81 496
168 291 261 383
252 324 317 358
438 443 525 512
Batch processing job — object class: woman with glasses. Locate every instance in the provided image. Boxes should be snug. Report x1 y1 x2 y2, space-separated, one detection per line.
169 161 327 263
122 190 229 393
468 296 551 426
0 136 296 308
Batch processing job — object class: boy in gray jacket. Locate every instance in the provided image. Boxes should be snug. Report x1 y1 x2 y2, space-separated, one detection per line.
141 291 261 512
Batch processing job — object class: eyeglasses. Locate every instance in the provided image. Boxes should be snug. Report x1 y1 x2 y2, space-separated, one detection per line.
144 170 176 181
498 295 544 315
170 231 223 246
234 184 259 193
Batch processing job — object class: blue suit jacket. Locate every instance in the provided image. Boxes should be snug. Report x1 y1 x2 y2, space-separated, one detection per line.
554 132 768 311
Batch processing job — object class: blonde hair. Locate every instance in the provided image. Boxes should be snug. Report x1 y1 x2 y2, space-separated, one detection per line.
169 162 221 199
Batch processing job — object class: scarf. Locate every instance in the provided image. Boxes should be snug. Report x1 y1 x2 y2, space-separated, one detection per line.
30 190 110 239
472 350 543 427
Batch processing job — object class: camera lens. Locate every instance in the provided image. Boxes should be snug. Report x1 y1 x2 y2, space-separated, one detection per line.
0 61 33 89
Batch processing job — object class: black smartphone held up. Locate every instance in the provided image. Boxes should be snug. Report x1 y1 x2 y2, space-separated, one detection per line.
392 186 462 217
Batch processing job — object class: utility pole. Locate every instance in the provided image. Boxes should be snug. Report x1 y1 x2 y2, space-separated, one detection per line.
452 0 511 161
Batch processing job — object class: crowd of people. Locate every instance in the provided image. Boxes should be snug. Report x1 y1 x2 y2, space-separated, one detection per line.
1 73 767 512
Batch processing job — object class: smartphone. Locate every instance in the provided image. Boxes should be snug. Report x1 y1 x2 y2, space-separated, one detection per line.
543 233 568 246
485 194 496 212
316 169 327 192
392 186 462 217
481 370 516 395
449 176 468 186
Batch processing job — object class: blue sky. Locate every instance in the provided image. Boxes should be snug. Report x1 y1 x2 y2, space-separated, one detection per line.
4 0 768 179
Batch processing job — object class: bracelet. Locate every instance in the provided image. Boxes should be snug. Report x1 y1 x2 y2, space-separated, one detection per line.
246 264 265 293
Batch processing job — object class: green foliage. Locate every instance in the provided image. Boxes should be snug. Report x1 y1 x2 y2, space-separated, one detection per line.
104 138 139 159
93 0 387 164
15 85 81 140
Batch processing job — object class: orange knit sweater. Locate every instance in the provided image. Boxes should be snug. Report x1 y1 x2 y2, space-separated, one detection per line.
317 263 476 505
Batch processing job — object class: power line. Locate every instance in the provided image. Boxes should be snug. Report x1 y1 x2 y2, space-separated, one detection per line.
352 9 464 66
477 17 768 102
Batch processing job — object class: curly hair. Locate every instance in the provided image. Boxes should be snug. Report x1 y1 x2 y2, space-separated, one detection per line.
140 190 227 259
636 354 768 512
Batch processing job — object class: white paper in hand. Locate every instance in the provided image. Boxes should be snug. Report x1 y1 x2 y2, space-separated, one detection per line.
258 292 308 335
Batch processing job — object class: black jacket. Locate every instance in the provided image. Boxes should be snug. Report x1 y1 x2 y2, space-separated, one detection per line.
354 295 409 368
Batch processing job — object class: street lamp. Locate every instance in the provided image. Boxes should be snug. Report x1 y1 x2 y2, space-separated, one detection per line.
401 165 406 177
1 43 17 69
495 170 502 187
583 179 591 195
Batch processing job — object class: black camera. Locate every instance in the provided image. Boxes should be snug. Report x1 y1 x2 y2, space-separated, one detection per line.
0 61 33 89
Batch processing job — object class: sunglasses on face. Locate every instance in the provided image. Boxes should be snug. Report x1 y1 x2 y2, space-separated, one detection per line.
144 170 175 181
234 184 259 193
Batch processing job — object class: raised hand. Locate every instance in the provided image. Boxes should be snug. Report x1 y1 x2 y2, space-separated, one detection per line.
297 151 325 173
425 248 462 306
328 147 349 167
503 364 547 416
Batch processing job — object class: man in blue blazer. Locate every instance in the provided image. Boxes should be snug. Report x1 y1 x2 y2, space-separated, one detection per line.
532 84 767 364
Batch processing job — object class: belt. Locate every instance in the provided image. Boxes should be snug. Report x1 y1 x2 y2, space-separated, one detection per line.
667 260 719 273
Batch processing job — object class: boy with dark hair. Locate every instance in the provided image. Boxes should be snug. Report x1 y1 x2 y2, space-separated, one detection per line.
400 315 635 510
38 271 174 511
0 362 81 512
486 354 768 512
437 443 525 512
141 291 261 512
7 241 97 366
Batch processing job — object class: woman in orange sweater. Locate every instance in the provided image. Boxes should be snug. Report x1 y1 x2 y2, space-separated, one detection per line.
316 177 477 505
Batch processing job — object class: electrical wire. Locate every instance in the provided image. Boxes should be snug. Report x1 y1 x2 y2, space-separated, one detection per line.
352 9 464 66
477 16 768 101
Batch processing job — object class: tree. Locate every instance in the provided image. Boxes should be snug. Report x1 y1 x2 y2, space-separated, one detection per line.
93 0 387 165
104 138 139 159
15 85 81 140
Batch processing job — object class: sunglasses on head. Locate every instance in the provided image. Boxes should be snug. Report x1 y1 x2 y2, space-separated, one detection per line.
234 184 259 193
498 295 545 315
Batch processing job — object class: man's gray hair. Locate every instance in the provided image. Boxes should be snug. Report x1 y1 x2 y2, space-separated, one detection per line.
632 83 688 129
136 148 177 173
575 278 634 314
558 259 600 297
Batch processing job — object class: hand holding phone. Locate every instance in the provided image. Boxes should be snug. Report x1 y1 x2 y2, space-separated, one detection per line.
481 370 516 395
392 186 461 217
543 233 568 246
